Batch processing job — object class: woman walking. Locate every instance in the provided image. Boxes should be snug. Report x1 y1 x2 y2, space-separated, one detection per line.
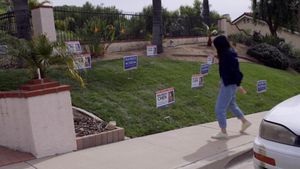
212 35 251 139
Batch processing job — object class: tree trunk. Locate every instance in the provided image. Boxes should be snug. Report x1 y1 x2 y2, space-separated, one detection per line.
266 18 278 37
12 0 31 40
152 0 163 53
207 35 212 46
202 0 210 27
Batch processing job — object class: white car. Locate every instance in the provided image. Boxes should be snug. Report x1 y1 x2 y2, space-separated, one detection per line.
253 94 300 169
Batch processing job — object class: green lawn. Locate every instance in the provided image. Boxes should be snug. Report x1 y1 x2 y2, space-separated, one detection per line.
1 56 300 137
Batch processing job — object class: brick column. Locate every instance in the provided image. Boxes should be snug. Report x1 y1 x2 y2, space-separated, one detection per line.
0 79 76 158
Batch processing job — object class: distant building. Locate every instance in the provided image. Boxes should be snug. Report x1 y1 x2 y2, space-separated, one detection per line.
222 14 231 22
218 13 300 49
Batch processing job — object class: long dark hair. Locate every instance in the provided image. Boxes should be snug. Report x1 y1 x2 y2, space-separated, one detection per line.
213 35 231 59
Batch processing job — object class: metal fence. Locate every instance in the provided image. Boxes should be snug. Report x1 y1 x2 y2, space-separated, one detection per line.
54 7 148 43
53 7 205 43
0 7 205 43
0 11 17 36
163 16 204 37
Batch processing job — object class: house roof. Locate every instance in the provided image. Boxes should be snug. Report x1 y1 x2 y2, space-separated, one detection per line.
232 12 254 24
231 12 300 35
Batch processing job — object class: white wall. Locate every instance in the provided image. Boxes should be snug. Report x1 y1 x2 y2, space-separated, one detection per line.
0 98 34 153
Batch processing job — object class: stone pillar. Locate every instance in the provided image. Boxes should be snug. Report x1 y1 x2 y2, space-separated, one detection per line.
31 6 57 42
0 79 76 158
218 18 228 37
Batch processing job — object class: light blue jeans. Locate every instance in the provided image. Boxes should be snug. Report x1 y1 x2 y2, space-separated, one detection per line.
215 82 244 129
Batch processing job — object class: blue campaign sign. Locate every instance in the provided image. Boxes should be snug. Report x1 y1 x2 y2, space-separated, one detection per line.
124 55 138 71
200 64 210 75
257 80 267 93
0 45 8 55
65 41 82 54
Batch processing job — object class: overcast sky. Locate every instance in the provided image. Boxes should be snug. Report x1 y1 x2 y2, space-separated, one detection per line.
50 0 252 20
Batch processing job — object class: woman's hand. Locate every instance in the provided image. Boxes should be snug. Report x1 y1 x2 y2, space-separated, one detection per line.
238 86 247 94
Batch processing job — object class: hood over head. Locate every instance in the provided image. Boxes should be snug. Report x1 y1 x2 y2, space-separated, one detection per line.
213 35 230 55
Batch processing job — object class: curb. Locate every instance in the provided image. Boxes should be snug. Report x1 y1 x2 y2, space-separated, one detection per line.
176 142 253 169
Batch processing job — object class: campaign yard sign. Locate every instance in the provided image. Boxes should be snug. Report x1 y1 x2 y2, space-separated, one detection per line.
207 55 214 65
200 64 210 75
65 41 82 54
0 45 8 55
124 55 138 71
74 54 92 70
147 45 157 57
156 88 175 108
191 74 204 89
257 80 267 93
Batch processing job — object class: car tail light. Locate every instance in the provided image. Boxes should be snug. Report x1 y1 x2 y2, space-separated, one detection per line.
254 151 276 166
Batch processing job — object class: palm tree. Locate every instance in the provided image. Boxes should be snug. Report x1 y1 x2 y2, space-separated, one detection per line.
28 0 50 10
0 0 10 13
2 32 85 87
202 0 210 27
152 0 163 53
203 23 217 46
11 0 31 40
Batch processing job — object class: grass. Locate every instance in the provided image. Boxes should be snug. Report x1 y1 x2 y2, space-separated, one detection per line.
1 56 300 137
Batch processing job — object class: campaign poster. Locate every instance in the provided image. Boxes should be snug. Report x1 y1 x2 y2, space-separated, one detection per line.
156 88 175 108
65 41 82 54
74 54 92 70
207 55 214 65
200 64 210 75
0 45 8 55
257 80 267 93
124 55 138 71
191 74 204 89
147 45 157 57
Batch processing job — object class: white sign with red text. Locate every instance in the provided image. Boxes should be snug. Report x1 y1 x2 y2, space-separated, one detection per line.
156 87 175 108
147 45 157 57
207 55 214 65
191 74 204 89
74 53 92 70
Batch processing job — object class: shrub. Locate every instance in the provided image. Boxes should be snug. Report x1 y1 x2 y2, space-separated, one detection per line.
247 43 289 70
277 42 297 59
291 59 300 73
0 32 17 69
252 31 263 43
261 35 284 46
293 50 300 61
228 32 255 46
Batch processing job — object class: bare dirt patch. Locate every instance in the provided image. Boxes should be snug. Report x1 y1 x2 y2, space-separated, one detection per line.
100 43 253 63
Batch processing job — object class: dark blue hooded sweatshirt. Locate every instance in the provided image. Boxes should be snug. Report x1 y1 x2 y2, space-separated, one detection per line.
213 35 243 86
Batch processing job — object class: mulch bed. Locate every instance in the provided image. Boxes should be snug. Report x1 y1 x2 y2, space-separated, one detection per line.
73 110 111 137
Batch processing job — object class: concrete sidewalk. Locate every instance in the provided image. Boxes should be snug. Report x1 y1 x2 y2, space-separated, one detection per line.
0 112 267 169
